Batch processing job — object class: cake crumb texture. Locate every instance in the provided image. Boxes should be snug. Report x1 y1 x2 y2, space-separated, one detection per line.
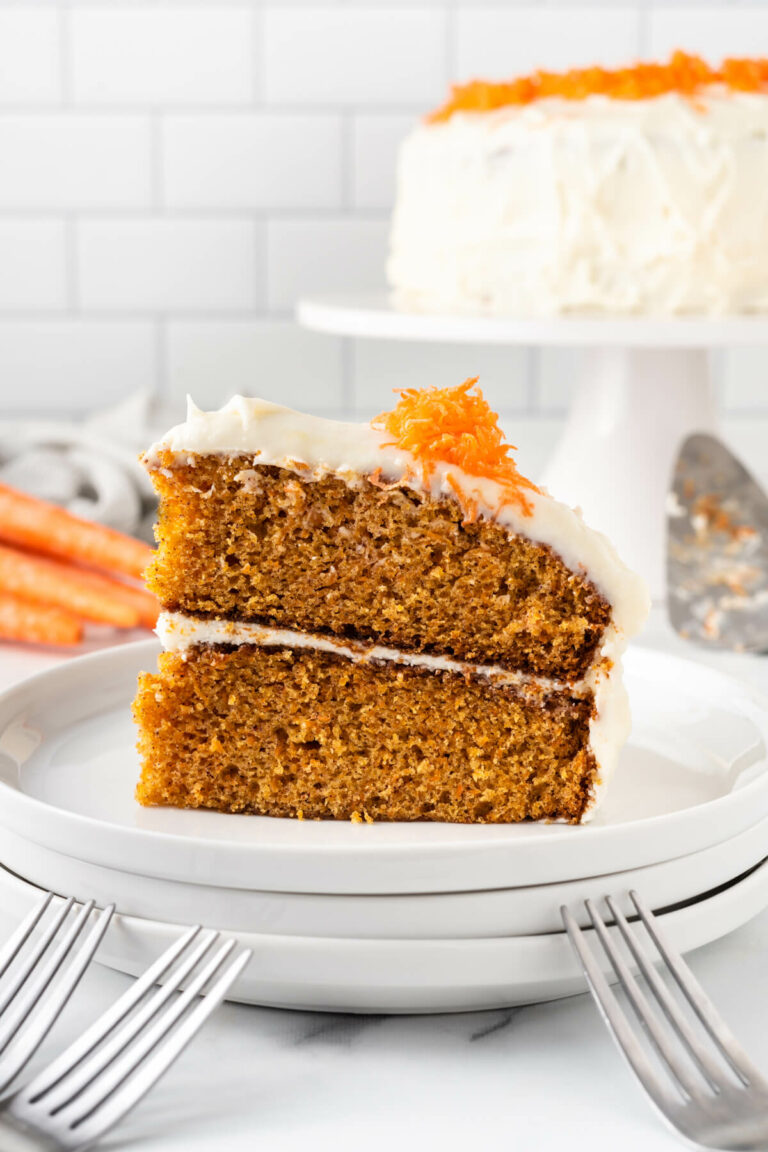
146 452 610 681
134 645 597 824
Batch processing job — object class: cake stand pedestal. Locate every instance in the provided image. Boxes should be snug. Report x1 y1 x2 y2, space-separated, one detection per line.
298 294 768 602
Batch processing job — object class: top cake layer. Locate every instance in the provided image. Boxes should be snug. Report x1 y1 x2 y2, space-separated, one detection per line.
146 390 648 678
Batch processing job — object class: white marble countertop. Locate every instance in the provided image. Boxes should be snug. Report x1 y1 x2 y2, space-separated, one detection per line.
0 609 767 1152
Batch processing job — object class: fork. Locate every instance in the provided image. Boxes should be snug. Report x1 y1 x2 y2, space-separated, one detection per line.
0 900 251 1150
0 893 114 1096
563 890 768 1150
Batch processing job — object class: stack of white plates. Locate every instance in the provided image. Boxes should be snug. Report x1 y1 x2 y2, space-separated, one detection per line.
0 640 767 1014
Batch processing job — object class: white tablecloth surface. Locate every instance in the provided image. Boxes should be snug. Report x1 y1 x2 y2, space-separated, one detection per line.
0 609 766 1152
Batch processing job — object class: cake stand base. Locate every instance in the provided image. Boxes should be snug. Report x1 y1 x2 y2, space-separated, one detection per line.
542 348 716 602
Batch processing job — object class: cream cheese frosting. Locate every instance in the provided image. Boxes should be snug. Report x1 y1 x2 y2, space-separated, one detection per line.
149 395 650 639
157 610 577 691
388 91 768 316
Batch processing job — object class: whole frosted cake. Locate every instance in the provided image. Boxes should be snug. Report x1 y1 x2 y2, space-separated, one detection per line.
388 52 768 315
134 380 648 824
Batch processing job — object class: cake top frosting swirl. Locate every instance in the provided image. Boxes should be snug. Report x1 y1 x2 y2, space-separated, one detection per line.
429 50 768 123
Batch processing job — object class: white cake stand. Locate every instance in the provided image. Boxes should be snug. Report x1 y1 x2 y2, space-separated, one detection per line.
298 292 768 601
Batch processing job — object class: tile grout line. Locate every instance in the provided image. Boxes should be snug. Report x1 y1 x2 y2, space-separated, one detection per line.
255 215 267 316
341 337 355 416
58 0 73 106
636 2 651 58
251 3 264 107
0 308 299 322
155 317 169 401
341 113 354 211
0 104 431 118
445 0 457 82
64 216 79 312
526 348 540 416
0 209 390 223
150 110 164 212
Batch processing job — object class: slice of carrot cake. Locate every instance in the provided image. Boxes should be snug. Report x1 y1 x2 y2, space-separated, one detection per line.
134 379 648 824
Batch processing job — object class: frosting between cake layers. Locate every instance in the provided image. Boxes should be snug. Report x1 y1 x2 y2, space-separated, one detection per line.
156 610 576 690
148 395 650 641
156 611 630 822
388 91 768 315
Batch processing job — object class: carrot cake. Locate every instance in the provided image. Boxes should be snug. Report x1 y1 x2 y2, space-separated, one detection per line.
134 380 649 824
388 52 768 315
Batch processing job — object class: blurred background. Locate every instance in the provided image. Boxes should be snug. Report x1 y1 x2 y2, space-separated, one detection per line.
0 0 767 486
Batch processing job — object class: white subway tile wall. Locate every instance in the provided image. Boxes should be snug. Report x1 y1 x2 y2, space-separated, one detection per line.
0 115 152 209
167 322 344 411
70 7 256 106
162 114 344 210
455 8 641 80
77 219 261 312
0 0 766 425
0 321 156 413
0 221 67 311
263 9 447 106
351 114 414 210
266 218 388 310
0 10 60 105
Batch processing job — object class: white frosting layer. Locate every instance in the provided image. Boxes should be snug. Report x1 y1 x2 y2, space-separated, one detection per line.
388 91 768 315
149 396 650 640
156 612 631 821
157 610 572 690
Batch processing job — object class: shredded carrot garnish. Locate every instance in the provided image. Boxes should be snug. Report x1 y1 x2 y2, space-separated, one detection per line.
373 378 540 517
428 50 768 123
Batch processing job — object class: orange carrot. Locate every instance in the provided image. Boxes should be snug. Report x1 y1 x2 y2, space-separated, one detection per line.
103 578 158 628
0 592 82 647
0 484 153 580
72 565 159 629
0 544 140 628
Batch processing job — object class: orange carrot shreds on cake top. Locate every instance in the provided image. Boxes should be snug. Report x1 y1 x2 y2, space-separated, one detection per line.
428 50 768 122
374 377 541 517
134 380 648 825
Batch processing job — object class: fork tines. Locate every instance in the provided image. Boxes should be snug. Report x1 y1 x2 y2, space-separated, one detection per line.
563 890 768 1146
8 919 251 1148
0 893 114 1094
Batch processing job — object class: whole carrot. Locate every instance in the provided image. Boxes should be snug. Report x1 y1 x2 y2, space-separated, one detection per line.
90 574 159 629
0 483 153 581
0 592 82 647
0 544 140 628
66 561 159 628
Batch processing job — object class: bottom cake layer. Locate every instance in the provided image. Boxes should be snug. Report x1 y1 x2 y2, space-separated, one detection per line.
134 642 599 824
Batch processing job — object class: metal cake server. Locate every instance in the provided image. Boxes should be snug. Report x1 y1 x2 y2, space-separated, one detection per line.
667 433 768 652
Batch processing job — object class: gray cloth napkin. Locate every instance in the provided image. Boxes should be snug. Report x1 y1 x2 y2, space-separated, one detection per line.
0 393 175 544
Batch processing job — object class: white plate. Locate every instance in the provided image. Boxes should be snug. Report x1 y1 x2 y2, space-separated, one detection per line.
0 859 766 1013
2 818 766 940
1 641 767 895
